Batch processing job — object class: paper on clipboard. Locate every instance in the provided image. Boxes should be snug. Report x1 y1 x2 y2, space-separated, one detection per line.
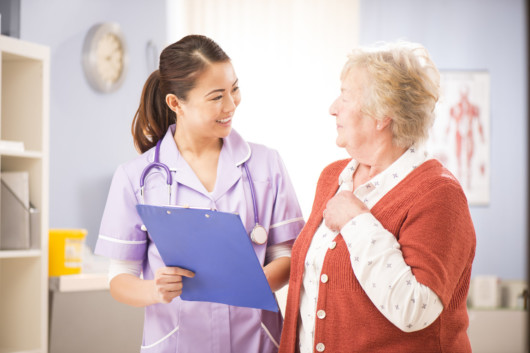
136 204 279 312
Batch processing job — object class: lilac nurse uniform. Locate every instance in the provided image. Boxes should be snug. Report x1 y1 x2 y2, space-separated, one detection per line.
95 125 304 353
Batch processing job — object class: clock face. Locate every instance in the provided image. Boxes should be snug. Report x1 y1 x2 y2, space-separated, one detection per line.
96 33 124 84
82 23 128 93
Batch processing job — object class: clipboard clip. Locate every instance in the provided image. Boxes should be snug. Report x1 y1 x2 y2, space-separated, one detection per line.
140 205 221 231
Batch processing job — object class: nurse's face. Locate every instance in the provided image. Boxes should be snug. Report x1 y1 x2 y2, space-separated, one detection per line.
177 61 241 139
329 66 379 160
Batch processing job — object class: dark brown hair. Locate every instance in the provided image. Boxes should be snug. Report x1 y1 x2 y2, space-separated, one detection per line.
132 35 230 153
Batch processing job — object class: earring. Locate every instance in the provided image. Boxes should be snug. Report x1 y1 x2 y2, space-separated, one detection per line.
377 124 381 129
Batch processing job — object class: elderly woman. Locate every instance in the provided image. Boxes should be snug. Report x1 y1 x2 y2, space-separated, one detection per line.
279 42 476 353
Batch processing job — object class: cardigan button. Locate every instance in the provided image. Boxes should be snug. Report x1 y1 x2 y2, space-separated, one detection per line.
329 241 337 249
320 274 329 283
316 342 325 352
317 309 326 319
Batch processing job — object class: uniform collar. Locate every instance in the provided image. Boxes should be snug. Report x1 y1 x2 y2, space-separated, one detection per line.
220 128 251 167
155 125 251 199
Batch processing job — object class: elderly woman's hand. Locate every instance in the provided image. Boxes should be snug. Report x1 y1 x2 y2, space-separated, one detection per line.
323 190 370 231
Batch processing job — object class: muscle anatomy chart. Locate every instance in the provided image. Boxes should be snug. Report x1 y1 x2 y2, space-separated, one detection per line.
428 71 490 205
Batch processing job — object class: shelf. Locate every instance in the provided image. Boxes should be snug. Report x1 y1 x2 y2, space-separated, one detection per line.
0 35 49 62
0 249 41 259
0 150 43 159
49 273 109 292
0 348 41 353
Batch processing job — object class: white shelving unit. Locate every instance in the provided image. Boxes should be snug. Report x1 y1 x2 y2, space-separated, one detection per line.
0 35 50 353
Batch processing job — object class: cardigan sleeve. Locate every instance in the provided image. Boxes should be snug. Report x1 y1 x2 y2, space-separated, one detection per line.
397 177 476 308
341 212 444 331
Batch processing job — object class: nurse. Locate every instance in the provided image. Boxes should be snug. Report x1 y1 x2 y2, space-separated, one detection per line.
95 34 305 353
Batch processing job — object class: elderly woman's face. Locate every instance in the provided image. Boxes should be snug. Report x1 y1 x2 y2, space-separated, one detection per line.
329 67 378 158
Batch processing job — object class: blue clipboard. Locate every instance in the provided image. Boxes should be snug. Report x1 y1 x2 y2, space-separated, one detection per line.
136 204 279 312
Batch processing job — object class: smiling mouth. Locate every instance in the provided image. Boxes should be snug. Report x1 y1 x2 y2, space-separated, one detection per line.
216 117 232 124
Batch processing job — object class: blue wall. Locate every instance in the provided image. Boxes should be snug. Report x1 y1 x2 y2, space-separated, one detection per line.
359 0 527 279
19 0 168 249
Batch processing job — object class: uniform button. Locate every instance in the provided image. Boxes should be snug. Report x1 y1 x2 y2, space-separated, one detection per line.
316 342 325 352
329 241 337 249
320 274 329 283
317 309 326 319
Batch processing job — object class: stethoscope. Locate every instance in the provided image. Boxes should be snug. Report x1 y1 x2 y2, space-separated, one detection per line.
139 139 268 245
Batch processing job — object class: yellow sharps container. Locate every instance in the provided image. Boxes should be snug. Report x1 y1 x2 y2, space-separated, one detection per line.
48 229 87 276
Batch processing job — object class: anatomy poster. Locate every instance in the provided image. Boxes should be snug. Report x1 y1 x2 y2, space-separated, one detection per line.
427 71 490 205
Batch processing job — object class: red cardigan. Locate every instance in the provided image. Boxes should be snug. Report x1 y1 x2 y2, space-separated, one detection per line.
279 159 476 353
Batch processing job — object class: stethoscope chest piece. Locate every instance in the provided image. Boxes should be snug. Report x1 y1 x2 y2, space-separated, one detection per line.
250 224 268 245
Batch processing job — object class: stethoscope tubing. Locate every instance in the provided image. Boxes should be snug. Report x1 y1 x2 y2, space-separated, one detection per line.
139 139 267 244
242 163 259 226
140 140 172 204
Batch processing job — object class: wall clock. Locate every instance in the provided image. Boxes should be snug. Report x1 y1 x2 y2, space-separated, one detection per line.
82 23 129 93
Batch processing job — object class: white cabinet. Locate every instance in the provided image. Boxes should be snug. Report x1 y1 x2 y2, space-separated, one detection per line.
0 35 50 353
468 309 528 353
48 274 143 353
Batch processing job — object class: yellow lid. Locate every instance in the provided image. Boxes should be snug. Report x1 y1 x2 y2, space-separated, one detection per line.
49 229 87 239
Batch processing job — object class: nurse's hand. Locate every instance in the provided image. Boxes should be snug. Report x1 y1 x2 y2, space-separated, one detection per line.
153 266 195 304
323 190 369 231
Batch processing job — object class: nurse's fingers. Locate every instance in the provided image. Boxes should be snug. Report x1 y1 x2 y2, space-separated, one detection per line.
170 266 196 278
160 281 183 293
159 266 195 278
156 287 182 304
155 274 184 287
153 277 185 304
154 268 194 290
